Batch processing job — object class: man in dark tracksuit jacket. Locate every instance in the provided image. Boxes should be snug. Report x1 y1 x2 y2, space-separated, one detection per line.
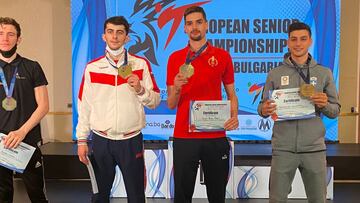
258 22 340 203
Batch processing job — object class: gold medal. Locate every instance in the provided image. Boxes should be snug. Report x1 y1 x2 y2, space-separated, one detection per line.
118 64 132 79
300 84 315 97
2 97 17 111
179 63 194 78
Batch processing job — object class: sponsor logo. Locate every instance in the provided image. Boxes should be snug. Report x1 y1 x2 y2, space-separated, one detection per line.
15 73 26 80
240 119 257 130
159 88 167 100
146 120 174 129
194 103 202 111
258 118 271 132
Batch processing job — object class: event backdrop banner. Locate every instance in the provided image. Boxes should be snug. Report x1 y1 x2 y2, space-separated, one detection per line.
72 0 341 141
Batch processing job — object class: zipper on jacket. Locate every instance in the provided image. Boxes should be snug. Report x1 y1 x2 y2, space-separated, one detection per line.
115 71 118 134
295 120 298 153
294 70 301 153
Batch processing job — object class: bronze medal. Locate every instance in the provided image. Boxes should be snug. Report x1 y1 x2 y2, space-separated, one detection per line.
2 97 17 111
179 63 194 78
300 84 315 97
118 64 132 79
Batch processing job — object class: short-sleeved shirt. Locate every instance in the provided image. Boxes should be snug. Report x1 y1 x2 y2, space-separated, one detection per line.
166 43 234 139
0 54 48 146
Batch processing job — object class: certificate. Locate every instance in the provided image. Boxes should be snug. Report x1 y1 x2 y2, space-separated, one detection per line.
270 88 315 121
0 133 36 173
87 155 99 194
189 100 230 132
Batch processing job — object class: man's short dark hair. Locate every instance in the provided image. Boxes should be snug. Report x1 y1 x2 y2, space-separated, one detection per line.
0 17 21 37
288 22 311 37
184 6 207 22
104 16 130 35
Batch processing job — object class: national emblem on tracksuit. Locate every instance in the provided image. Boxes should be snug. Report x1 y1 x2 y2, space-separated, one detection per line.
208 56 218 67
310 77 317 86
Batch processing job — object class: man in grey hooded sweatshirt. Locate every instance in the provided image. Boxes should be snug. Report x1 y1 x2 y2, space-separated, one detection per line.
258 22 340 203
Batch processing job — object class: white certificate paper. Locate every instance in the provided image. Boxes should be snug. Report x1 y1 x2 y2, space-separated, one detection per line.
87 155 99 194
189 100 230 132
270 88 315 121
0 133 36 173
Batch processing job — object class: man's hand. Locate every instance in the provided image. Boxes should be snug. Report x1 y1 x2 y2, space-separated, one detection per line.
174 73 188 93
78 145 89 165
310 92 328 108
261 99 277 116
2 129 27 149
127 74 142 93
224 116 239 131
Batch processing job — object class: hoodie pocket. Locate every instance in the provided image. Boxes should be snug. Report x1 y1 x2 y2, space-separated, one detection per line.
298 117 325 149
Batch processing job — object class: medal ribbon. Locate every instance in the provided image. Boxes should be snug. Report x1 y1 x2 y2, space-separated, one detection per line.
0 66 18 98
106 49 128 69
289 54 312 84
185 43 208 65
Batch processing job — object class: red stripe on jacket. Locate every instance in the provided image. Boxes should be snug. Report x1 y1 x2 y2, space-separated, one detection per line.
78 56 105 101
89 70 144 86
130 54 160 93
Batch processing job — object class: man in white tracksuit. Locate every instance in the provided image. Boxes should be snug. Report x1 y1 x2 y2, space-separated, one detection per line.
76 16 160 203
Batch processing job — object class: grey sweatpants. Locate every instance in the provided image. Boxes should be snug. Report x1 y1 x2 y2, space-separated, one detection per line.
269 150 327 203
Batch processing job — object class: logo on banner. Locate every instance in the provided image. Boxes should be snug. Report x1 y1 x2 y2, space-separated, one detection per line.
239 119 257 131
248 82 264 104
258 118 271 132
127 0 210 65
146 120 174 129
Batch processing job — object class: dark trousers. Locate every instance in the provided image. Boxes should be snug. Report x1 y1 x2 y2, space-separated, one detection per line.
91 133 145 203
173 137 230 203
0 148 48 203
